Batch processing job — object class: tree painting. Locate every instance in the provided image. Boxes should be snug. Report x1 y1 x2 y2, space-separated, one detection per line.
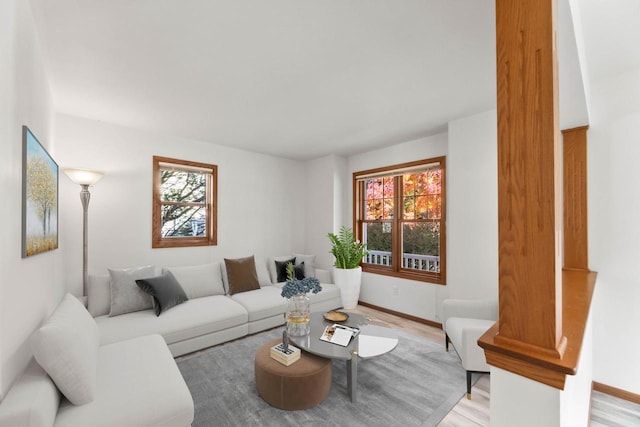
22 126 58 257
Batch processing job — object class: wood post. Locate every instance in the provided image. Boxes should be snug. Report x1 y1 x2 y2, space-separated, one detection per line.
479 0 597 390
563 126 589 270
494 0 565 357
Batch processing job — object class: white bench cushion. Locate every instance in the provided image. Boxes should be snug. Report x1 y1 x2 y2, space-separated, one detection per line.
230 286 287 322
54 335 193 427
95 295 247 346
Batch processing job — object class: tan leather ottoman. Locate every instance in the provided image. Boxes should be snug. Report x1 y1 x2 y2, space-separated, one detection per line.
254 338 332 410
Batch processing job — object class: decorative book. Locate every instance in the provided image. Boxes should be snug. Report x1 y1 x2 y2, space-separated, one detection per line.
270 342 301 366
320 324 360 347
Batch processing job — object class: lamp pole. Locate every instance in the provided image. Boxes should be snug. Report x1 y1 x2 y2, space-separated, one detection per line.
63 168 104 296
79 184 91 296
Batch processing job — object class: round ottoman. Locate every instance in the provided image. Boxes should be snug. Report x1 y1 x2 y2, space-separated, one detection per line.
254 338 332 410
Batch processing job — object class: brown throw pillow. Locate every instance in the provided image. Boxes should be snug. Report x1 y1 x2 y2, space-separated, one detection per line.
224 256 260 295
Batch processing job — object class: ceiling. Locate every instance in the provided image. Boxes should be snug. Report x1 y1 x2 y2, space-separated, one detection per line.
29 0 640 160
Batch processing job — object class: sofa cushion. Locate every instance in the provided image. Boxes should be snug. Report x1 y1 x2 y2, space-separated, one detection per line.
307 283 341 306
294 253 316 278
87 274 111 317
31 293 99 405
224 256 261 295
268 255 295 283
95 295 248 346
136 271 189 316
254 257 272 287
54 335 194 427
108 265 155 316
230 286 287 322
163 262 225 299
275 257 297 282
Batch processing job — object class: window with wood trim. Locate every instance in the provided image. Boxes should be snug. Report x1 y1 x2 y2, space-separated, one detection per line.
354 157 446 284
152 156 217 248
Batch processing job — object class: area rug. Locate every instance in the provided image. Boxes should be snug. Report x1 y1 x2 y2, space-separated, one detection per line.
176 327 471 427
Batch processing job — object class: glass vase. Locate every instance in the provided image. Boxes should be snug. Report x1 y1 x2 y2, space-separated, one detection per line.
286 294 310 336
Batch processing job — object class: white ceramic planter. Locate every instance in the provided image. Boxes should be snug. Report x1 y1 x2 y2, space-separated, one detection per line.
333 266 362 309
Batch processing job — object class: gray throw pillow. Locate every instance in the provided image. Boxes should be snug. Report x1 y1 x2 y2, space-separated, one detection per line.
136 271 188 316
108 265 155 316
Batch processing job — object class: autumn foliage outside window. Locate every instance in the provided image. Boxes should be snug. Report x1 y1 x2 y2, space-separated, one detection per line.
354 157 445 284
152 156 217 248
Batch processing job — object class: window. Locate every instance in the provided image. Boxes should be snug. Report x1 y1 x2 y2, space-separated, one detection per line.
152 156 217 248
354 157 445 284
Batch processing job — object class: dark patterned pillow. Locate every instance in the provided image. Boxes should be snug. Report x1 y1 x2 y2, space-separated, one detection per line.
275 258 305 282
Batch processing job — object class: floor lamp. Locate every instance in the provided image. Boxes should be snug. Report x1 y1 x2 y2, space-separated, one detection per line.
64 168 105 296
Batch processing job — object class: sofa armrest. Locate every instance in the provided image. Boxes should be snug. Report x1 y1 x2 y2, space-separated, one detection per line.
0 360 60 427
460 325 493 372
315 268 332 284
442 299 497 325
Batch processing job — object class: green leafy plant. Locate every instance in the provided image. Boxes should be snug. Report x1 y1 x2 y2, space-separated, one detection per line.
327 226 369 269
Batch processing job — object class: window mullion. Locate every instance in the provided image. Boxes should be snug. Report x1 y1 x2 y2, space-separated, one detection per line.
392 176 402 272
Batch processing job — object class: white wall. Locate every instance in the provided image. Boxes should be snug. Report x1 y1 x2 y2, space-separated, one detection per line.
588 67 640 395
55 114 308 291
0 0 60 400
346 134 448 322
342 113 499 323
304 155 347 270
446 109 499 302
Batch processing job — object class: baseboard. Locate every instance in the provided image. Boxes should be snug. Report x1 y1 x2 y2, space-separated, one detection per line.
357 301 443 330
593 381 640 405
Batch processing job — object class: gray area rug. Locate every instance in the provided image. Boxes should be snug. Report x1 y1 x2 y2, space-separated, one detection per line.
177 327 471 427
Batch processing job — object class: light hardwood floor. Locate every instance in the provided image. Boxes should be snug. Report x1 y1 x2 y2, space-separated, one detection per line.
349 305 640 427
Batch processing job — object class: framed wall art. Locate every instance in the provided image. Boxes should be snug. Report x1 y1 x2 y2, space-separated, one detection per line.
22 125 58 257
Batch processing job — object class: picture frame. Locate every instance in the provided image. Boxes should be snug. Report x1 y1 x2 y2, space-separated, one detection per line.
22 125 58 257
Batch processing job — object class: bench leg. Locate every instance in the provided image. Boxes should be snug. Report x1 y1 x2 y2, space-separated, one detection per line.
445 334 450 351
467 371 472 400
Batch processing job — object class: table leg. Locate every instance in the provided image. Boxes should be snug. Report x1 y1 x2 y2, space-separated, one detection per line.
346 356 358 402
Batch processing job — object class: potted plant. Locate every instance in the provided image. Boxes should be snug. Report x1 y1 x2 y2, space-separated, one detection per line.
327 226 369 309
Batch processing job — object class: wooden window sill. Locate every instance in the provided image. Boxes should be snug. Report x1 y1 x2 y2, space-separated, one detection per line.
478 269 597 389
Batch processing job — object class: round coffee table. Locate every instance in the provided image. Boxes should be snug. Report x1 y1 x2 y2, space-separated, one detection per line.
288 311 398 402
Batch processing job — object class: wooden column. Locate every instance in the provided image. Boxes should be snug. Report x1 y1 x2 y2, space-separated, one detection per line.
479 0 597 390
494 0 565 356
563 126 589 270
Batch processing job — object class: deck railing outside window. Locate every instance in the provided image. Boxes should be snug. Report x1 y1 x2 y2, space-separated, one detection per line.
364 250 440 272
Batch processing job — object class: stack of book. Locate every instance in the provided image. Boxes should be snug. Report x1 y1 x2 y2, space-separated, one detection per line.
270 342 301 366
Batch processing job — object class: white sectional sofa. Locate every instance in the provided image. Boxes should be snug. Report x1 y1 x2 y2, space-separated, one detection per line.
0 254 341 427
87 256 341 356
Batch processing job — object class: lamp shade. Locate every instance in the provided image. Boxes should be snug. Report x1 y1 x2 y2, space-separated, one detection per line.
63 168 105 186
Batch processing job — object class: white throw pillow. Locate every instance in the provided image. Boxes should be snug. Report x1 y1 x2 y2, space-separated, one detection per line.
294 254 316 278
163 263 225 299
31 293 100 405
108 265 155 316
254 257 273 287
